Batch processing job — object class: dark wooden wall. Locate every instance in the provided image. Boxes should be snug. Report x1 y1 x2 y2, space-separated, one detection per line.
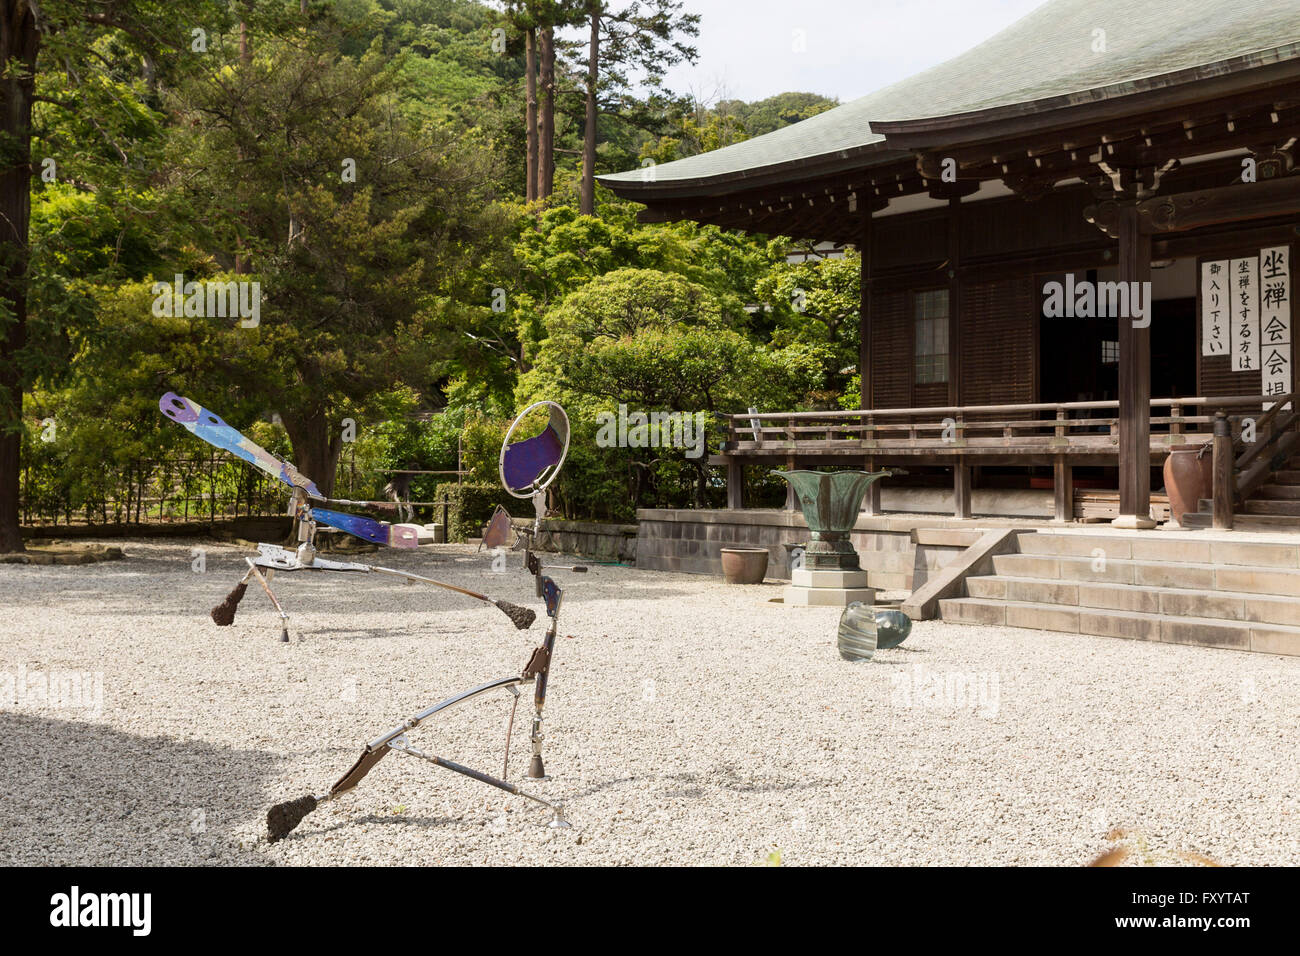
862 157 1300 410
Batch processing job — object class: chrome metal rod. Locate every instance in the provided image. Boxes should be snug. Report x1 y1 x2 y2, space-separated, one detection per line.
387 738 560 814
366 675 529 751
245 558 290 640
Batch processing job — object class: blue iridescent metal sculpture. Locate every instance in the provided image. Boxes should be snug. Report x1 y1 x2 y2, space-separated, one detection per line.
265 400 580 841
160 392 523 638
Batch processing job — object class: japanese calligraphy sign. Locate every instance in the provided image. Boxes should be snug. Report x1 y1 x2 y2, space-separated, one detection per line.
1259 245 1291 405
1200 260 1227 357
1230 256 1260 372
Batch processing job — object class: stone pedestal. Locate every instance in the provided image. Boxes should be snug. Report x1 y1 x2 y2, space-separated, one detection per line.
784 568 875 607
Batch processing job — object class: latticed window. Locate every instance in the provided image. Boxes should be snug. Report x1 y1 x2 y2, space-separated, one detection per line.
913 290 949 384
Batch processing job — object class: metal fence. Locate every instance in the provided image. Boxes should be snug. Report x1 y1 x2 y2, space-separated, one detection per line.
19 448 371 528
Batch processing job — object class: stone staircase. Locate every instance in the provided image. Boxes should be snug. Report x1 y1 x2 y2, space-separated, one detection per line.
1182 450 1300 531
938 531 1300 656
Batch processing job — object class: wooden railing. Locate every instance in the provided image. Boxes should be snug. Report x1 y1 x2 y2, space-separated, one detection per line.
714 395 1296 521
719 395 1282 457
1211 392 1299 529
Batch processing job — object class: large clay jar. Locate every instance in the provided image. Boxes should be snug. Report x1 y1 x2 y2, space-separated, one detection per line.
720 547 769 584
1163 442 1213 525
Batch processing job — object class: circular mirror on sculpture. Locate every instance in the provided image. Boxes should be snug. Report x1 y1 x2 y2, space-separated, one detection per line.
500 401 570 498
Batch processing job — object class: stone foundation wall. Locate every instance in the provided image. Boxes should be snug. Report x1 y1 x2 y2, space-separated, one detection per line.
510 518 637 563
635 509 1051 589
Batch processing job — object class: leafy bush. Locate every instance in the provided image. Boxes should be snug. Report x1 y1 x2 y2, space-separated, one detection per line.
433 481 515 542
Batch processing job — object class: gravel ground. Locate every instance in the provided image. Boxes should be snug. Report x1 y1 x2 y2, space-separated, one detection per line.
1 538 1296 866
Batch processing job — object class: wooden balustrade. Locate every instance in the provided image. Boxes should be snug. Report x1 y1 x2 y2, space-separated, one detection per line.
719 395 1279 457
715 394 1299 521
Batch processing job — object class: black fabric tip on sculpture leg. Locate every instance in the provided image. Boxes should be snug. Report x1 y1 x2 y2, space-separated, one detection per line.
211 582 247 626
496 600 536 630
267 794 318 842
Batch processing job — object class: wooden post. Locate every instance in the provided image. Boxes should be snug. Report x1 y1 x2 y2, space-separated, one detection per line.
953 462 972 519
1113 203 1155 528
1053 455 1073 523
1212 410 1234 530
726 458 743 510
864 456 881 516
947 196 961 405
859 202 872 409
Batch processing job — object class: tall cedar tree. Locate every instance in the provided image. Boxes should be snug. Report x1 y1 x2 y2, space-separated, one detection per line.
578 1 698 215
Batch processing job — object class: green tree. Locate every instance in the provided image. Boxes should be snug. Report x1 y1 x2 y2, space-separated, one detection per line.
754 252 861 405
576 0 699 215
0 0 233 552
160 24 510 496
519 268 824 512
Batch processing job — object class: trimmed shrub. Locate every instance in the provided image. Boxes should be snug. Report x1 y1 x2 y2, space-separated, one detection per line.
434 482 518 542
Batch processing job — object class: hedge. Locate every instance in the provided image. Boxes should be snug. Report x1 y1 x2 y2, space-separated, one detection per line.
434 482 518 543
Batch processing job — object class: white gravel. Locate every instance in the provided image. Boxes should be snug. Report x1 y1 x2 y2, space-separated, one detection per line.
0 538 1296 866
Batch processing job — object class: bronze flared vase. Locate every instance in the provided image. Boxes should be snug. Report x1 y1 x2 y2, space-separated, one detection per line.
774 469 892 571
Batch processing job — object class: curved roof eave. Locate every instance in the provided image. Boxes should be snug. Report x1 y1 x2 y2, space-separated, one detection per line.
597 141 909 200
872 43 1300 140
598 0 1300 201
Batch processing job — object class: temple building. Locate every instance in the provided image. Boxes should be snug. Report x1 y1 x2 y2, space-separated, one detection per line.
600 0 1300 531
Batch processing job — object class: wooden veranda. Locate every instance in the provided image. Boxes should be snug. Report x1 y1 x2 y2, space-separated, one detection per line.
714 393 1299 524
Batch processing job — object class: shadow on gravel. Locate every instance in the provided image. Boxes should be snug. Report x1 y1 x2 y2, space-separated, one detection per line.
0 711 276 865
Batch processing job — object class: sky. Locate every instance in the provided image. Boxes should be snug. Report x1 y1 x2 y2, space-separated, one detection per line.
658 0 1050 105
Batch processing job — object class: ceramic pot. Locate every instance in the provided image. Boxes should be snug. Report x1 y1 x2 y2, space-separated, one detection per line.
1163 442 1213 525
720 547 769 584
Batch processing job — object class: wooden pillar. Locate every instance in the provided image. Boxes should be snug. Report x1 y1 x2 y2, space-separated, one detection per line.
859 204 873 409
953 462 972 519
726 458 743 510
1212 410 1234 530
1053 455 1073 523
1113 203 1156 528
947 196 961 405
863 456 881 515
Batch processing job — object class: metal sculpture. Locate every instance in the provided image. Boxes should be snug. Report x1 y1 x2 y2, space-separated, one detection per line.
263 399 581 841
837 602 913 662
159 392 534 638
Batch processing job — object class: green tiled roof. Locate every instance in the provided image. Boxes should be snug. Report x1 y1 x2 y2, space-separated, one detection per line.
600 0 1300 189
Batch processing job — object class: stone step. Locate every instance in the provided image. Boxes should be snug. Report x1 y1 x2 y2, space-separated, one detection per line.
938 597 1299 655
965 575 1300 627
990 551 1300 589
1256 484 1300 499
1181 510 1300 531
1244 499 1300 515
1011 531 1300 565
